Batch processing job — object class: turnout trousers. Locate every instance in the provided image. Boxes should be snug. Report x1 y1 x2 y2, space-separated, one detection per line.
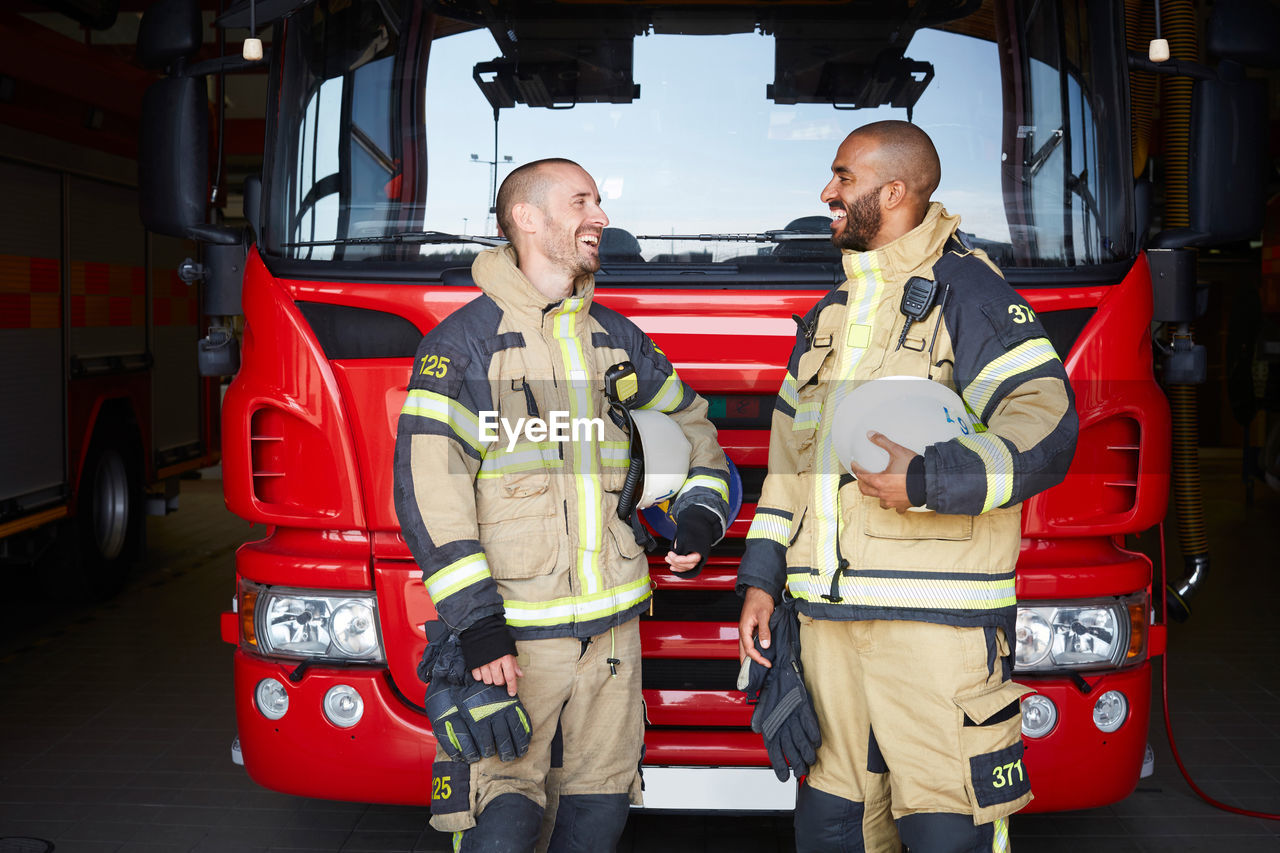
795 617 1032 853
435 618 645 853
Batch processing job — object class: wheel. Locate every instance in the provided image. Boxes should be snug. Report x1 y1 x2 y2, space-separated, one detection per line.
75 427 144 598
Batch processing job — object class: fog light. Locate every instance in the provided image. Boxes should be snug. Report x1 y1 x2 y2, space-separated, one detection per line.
1021 694 1057 738
256 678 289 720
324 684 364 728
1093 690 1128 733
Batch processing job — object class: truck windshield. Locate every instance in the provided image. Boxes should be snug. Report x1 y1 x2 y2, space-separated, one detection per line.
260 0 1133 278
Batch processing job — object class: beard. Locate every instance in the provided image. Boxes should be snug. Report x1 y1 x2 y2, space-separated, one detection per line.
539 222 601 278
831 184 884 252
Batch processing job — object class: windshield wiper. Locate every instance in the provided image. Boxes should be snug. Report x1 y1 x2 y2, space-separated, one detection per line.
632 230 832 244
1023 126 1065 180
281 231 507 248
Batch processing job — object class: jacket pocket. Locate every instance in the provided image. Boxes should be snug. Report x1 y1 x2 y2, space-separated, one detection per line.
790 348 832 477
791 345 832 437
954 680 1036 823
863 501 973 541
607 515 646 561
475 388 558 522
480 520 560 580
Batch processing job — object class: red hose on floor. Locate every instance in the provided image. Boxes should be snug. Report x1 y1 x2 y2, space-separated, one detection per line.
1157 522 1280 820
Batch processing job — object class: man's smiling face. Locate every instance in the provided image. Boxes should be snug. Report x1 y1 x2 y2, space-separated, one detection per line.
820 135 886 252
533 163 609 278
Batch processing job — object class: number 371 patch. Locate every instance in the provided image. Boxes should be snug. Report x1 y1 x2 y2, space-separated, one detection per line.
969 742 1031 808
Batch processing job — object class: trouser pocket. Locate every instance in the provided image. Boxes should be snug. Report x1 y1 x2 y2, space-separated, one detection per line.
429 759 478 832
954 680 1035 824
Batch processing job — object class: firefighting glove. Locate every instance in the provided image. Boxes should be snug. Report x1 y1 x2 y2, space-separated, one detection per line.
425 678 482 763
419 622 481 763
459 678 533 762
671 505 721 578
737 598 821 782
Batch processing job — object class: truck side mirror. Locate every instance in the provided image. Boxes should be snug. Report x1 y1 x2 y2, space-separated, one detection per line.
136 0 203 72
138 75 209 240
1207 0 1280 70
1188 71 1268 245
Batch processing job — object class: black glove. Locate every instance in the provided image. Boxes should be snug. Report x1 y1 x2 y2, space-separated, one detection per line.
425 678 482 763
671 505 721 578
737 599 821 782
459 679 533 762
419 622 481 763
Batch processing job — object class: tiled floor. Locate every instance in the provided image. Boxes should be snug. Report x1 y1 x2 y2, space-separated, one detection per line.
1 453 1278 852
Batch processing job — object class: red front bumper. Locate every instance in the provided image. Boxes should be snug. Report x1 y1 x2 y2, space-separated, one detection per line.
1019 663 1152 813
228 642 1152 811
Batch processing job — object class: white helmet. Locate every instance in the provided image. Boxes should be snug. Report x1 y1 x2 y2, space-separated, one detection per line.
621 408 692 513
832 375 974 480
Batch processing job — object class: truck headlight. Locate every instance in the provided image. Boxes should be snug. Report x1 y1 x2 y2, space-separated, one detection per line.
241 582 385 663
1013 593 1146 673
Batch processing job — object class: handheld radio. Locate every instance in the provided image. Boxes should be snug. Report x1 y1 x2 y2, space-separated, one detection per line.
896 276 939 351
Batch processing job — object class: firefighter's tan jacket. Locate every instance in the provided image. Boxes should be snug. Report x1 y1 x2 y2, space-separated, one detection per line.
395 245 730 640
738 204 1077 632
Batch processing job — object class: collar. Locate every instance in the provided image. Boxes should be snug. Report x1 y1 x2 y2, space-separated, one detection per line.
471 245 596 326
839 202 961 285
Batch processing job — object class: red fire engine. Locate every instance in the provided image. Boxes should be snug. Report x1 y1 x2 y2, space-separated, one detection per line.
137 0 1267 815
0 7 219 597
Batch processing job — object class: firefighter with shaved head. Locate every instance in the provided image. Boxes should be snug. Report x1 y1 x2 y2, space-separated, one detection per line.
395 158 731 852
737 122 1078 851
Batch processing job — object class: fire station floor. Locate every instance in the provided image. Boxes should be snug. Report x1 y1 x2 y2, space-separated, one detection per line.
1 451 1278 853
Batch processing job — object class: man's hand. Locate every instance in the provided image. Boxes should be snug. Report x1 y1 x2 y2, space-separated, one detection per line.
665 551 702 573
850 431 919 514
471 653 523 697
739 586 776 668
668 505 720 577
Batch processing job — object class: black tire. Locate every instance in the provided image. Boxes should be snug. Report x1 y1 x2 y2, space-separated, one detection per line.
75 425 144 598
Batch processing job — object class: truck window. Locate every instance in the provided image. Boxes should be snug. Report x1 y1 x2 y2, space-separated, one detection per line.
261 0 1132 278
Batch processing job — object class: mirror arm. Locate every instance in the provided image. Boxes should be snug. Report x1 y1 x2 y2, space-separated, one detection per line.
1126 53 1219 80
184 54 269 78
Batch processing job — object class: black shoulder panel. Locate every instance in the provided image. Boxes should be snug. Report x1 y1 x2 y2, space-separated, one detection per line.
409 295 504 402
587 302 645 353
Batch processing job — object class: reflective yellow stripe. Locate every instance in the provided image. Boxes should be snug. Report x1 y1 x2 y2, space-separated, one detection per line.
503 577 653 628
600 440 629 468
677 474 729 502
993 817 1010 853
748 512 791 547
787 574 1017 610
963 337 1059 418
478 441 561 479
425 552 491 603
957 434 1014 512
778 372 799 410
467 699 517 722
811 251 883 601
553 298 604 595
793 402 822 430
641 369 686 413
401 389 483 452
786 571 813 589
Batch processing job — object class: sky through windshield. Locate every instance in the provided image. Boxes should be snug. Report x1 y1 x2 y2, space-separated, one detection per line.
422 28 1011 258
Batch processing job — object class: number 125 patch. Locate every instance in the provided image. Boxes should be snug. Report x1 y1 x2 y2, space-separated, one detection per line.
429 759 470 816
419 354 450 378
